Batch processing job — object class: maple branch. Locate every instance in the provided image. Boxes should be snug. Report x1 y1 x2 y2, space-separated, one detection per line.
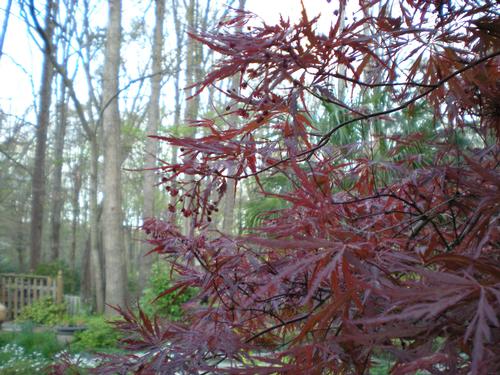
235 50 500 179
244 312 309 344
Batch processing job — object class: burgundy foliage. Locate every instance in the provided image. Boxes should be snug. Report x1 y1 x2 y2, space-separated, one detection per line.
97 1 499 374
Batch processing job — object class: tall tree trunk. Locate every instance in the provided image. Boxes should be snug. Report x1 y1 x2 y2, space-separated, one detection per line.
81 233 92 303
222 0 246 234
70 163 82 269
166 0 185 225
49 80 68 261
48 0 74 262
90 135 105 313
16 207 26 272
139 0 165 293
182 0 201 237
102 0 126 315
30 0 56 270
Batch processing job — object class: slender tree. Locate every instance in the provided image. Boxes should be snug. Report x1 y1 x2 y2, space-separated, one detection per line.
29 0 56 270
139 0 166 292
49 4 73 261
102 0 127 314
221 0 246 234
180 0 201 236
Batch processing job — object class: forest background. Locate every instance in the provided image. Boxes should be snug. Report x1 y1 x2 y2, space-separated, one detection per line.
0 0 300 312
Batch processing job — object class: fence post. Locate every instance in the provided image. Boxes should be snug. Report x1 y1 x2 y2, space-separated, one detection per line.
56 271 63 304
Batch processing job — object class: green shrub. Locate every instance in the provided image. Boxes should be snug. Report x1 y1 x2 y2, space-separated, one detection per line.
139 261 197 321
72 316 121 352
16 297 66 326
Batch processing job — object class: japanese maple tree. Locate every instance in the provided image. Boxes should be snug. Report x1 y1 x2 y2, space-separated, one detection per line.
95 1 499 374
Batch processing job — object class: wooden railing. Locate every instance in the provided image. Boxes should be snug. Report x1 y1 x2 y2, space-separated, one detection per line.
0 271 63 320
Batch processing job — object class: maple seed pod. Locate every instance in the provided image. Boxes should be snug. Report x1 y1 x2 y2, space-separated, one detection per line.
168 205 175 213
165 185 171 190
162 177 168 182
207 217 212 222
170 189 179 197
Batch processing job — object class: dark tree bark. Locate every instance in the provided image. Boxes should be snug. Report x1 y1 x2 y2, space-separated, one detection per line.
222 0 246 235
70 163 82 269
29 0 56 270
49 82 68 261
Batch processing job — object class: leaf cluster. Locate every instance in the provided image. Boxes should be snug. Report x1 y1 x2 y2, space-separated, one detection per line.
16 297 66 327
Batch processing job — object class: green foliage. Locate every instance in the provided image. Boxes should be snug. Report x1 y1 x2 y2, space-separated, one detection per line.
0 327 62 358
243 174 290 230
72 316 121 352
0 327 62 374
140 261 196 320
16 297 66 326
34 260 80 294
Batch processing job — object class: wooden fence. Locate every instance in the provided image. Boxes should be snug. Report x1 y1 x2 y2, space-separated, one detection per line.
0 272 63 320
64 294 82 316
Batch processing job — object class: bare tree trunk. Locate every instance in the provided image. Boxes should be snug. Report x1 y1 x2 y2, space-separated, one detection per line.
70 163 82 269
222 0 246 234
49 80 68 261
166 0 185 225
48 0 75 262
102 0 126 315
182 0 201 237
90 136 105 313
81 233 92 303
30 0 56 270
139 0 165 293
16 208 26 272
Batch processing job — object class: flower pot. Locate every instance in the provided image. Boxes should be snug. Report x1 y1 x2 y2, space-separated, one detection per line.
55 325 87 344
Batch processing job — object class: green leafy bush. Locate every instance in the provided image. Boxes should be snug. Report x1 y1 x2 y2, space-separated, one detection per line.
139 261 197 320
16 297 66 326
72 316 121 352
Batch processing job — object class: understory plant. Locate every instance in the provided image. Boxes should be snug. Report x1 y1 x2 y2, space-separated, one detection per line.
93 1 499 374
139 261 197 321
16 297 66 326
